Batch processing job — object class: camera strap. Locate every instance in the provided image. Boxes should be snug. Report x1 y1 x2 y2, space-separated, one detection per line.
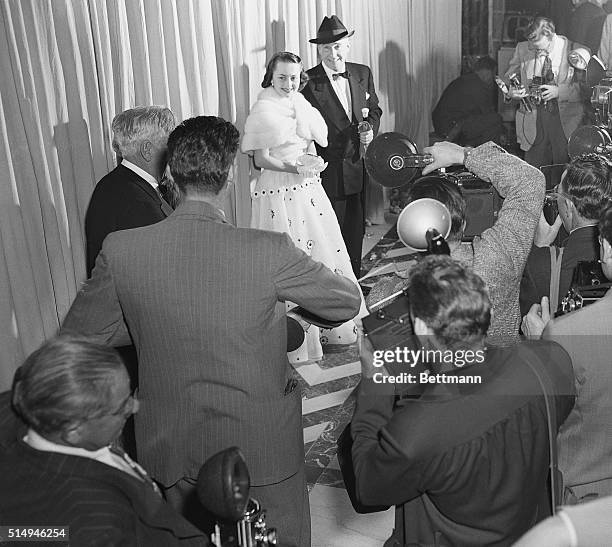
521 346 560 516
548 246 565 315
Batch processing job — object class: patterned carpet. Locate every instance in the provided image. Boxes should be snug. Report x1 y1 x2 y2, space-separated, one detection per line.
299 223 412 489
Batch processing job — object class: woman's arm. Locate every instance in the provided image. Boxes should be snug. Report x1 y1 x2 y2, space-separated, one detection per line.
253 148 299 174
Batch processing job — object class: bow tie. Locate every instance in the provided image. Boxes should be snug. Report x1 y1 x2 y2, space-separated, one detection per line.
332 71 349 80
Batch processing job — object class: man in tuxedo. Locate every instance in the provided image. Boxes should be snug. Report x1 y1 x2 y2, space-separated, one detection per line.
85 105 176 275
0 335 207 546
302 15 382 277
62 116 362 547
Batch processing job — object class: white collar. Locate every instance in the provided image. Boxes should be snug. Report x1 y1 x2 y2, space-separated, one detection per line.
24 428 110 460
121 159 158 189
322 61 348 80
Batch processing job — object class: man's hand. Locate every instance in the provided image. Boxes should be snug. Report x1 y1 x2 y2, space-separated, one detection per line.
422 141 465 175
359 129 374 146
521 296 551 339
534 211 563 247
358 331 382 379
507 85 527 100
539 85 559 101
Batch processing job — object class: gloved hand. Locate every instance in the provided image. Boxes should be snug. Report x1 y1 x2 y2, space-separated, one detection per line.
296 154 328 178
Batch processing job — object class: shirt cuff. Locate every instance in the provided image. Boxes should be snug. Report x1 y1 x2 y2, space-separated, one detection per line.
557 510 578 547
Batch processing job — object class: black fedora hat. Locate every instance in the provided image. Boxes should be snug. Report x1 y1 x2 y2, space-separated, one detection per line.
309 15 354 44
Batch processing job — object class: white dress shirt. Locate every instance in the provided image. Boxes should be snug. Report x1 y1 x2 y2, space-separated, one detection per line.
121 159 159 191
322 62 352 120
24 429 143 481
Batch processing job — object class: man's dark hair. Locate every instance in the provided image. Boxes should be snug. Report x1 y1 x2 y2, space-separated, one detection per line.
167 116 240 195
406 176 466 242
473 56 497 73
12 336 125 436
562 154 612 221
409 255 490 349
599 206 612 244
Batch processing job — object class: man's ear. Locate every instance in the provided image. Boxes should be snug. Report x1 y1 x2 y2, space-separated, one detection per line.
602 237 612 262
60 424 83 447
140 140 153 162
413 317 433 337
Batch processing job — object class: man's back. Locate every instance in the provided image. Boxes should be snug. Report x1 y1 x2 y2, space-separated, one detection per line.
65 199 361 487
0 440 206 546
544 291 612 501
351 341 575 546
85 164 169 274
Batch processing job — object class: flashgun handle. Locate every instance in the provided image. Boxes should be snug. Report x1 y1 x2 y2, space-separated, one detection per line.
426 228 451 256
508 73 533 113
398 154 434 167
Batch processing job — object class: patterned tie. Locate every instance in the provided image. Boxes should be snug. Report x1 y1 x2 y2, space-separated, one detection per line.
541 55 554 84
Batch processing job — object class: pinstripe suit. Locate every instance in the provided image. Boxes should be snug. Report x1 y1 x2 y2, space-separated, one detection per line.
0 439 207 546
543 289 612 502
62 199 361 542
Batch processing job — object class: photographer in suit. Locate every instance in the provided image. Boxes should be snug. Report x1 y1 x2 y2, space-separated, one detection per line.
520 154 612 317
351 255 575 546
62 115 361 547
522 205 612 503
504 16 584 167
301 15 382 277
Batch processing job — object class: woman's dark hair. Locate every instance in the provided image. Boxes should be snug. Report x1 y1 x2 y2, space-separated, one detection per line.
261 51 309 91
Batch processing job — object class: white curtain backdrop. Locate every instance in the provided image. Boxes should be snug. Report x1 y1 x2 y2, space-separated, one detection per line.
0 0 461 389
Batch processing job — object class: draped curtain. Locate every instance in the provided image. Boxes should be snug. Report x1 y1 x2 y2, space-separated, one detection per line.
0 0 461 389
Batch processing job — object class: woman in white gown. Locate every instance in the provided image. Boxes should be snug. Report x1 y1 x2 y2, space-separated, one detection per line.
241 51 365 363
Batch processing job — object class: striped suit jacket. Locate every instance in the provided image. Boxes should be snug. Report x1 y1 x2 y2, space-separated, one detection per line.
62 200 361 486
0 439 206 546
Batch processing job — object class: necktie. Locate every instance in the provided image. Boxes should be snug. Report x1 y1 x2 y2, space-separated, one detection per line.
541 55 554 84
332 71 349 80
109 446 162 496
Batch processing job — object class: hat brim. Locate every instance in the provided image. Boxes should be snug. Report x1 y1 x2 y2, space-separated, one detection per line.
309 29 354 44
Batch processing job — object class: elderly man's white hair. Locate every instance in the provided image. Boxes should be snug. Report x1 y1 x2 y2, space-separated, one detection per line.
111 105 176 158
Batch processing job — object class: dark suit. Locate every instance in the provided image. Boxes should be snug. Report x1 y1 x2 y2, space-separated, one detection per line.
520 225 599 316
84 163 173 458
85 163 173 275
351 341 575 546
302 62 382 276
62 200 361 545
0 440 207 546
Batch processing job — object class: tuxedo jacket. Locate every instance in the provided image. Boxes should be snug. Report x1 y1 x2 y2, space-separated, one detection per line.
62 200 361 487
85 164 172 275
520 225 599 316
544 289 612 501
302 62 382 197
0 440 207 546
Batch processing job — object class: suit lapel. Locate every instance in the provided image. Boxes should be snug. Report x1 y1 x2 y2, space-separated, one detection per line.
308 64 351 131
348 64 367 122
123 166 173 217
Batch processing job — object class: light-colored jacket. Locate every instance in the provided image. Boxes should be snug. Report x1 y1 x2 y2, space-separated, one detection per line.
505 34 585 152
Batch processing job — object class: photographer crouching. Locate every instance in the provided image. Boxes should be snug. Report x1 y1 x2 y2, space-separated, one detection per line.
350 255 575 546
